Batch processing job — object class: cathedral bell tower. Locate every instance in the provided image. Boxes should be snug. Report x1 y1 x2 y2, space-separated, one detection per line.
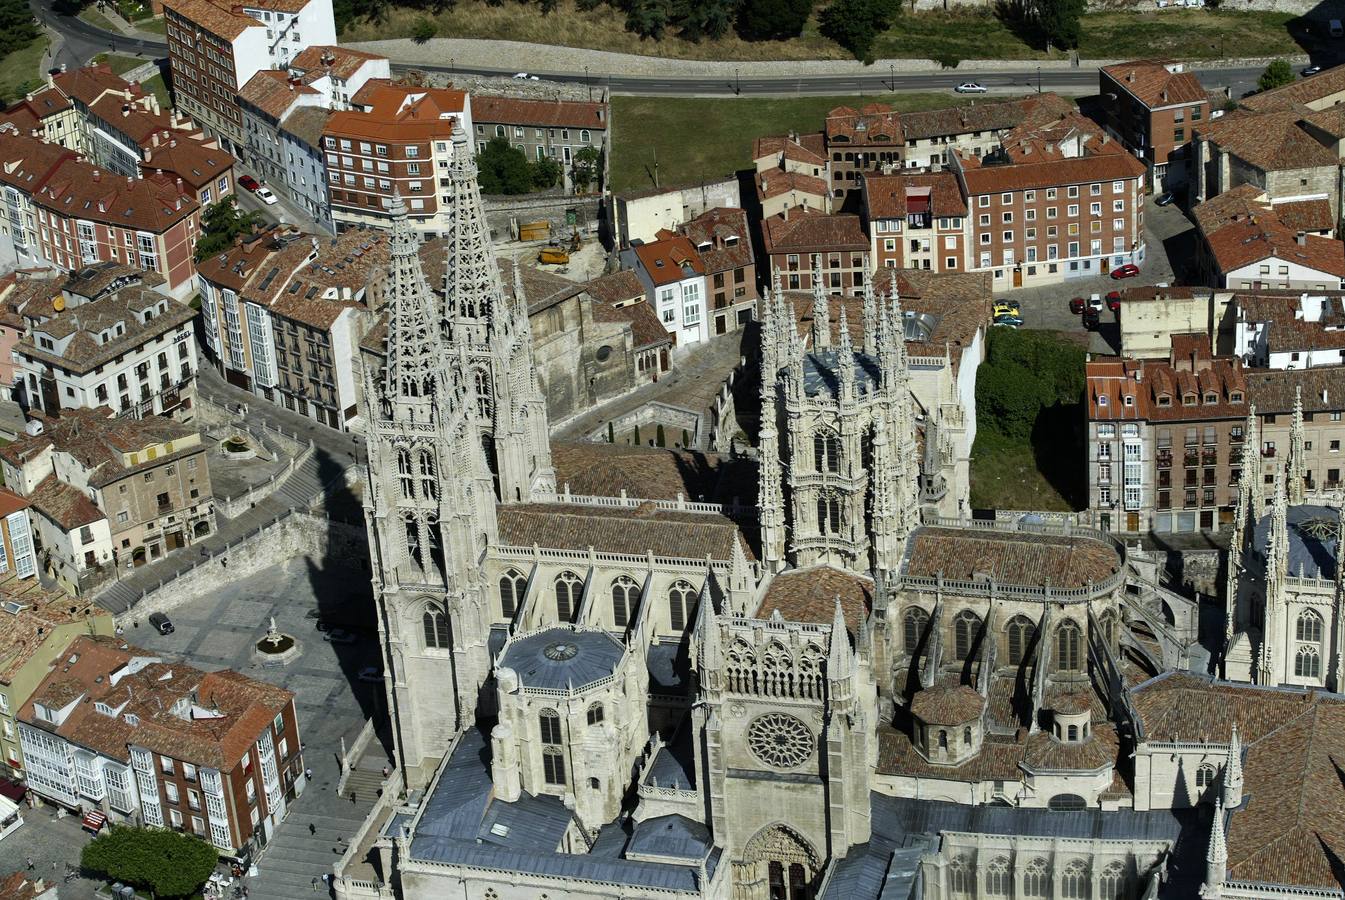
362 188 498 786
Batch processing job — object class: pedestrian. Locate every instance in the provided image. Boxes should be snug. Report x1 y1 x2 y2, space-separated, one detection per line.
305 767 313 780
243 887 249 898
381 765 389 778
309 822 316 836
350 791 357 805
25 857 32 871
311 876 319 892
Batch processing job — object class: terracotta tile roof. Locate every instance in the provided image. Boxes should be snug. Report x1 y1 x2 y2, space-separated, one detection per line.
1240 62 1345 112
28 474 103 531
1272 198 1334 233
999 110 1107 161
196 225 302 292
1299 104 1345 140
84 91 199 151
1195 108 1338 172
261 230 390 326
1191 183 1273 232
496 502 749 562
0 131 77 195
1236 292 1345 354
958 140 1144 195
142 137 234 190
1101 59 1209 108
239 69 319 120
910 683 984 725
756 168 828 202
862 171 967 219
1087 350 1249 422
471 95 607 131
584 269 645 306
0 87 73 136
50 65 134 108
0 871 54 900
16 285 195 375
329 80 467 142
1199 206 1345 279
551 442 741 503
756 565 872 632
589 295 671 351
877 726 1024 780
681 207 753 275
63 262 165 301
1244 365 1345 415
20 634 293 772
280 106 331 148
762 210 867 254
899 92 1074 142
289 45 387 82
0 572 105 684
1 406 199 489
751 134 826 168
36 164 197 233
162 0 298 40
901 525 1121 589
1021 721 1119 772
825 103 901 146
633 235 705 287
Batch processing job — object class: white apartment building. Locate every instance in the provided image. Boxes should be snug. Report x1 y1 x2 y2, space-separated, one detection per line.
629 235 708 347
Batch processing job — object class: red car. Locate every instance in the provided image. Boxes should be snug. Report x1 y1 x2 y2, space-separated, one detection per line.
1106 290 1122 312
238 175 260 191
1069 297 1086 314
1110 263 1140 279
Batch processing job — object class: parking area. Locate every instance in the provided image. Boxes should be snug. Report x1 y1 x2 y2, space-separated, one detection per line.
998 196 1198 355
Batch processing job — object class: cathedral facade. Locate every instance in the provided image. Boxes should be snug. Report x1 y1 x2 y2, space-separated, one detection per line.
342 130 1345 900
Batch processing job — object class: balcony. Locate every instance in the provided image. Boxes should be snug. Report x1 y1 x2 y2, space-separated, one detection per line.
1157 495 1171 510
1156 452 1173 469
1229 449 1244 465
1201 451 1218 466
1183 451 1199 467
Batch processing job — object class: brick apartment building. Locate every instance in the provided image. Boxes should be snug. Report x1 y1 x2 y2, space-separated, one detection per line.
1099 59 1212 191
323 80 472 234
471 94 608 188
19 634 301 854
824 103 903 198
161 0 336 155
761 209 869 295
862 172 969 272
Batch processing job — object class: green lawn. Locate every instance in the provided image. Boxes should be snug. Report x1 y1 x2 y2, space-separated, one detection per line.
136 16 166 34
612 92 993 194
969 428 1082 512
78 5 122 33
93 53 149 76
0 35 49 105
141 72 170 109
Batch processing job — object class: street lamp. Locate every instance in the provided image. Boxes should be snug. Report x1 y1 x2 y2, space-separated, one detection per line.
735 67 741 96
889 64 895 91
1036 65 1041 93
585 65 591 102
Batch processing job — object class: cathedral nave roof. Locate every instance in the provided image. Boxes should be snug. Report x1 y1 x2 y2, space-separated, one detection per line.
496 502 751 562
550 441 754 506
901 526 1121 591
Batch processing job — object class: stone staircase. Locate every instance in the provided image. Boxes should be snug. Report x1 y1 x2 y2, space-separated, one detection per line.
246 751 393 900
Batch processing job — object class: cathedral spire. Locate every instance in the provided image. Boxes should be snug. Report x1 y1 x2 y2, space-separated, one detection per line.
810 257 830 351
828 598 853 676
836 305 856 401
1223 722 1243 808
861 268 878 356
445 121 512 346
696 586 723 675
383 190 443 406
1202 800 1227 899
1246 405 1263 514
1289 385 1306 505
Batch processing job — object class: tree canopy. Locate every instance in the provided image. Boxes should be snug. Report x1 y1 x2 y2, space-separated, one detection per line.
82 827 219 899
476 137 537 195
1257 58 1294 92
975 327 1085 444
1032 0 1086 49
0 0 39 57
818 0 900 62
736 0 813 40
193 196 263 262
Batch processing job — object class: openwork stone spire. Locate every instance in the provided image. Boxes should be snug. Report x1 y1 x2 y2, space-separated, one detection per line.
1289 385 1306 505
810 256 830 351
384 191 444 406
445 122 512 347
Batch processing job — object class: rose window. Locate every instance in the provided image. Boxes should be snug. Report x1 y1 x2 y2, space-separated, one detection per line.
747 713 814 769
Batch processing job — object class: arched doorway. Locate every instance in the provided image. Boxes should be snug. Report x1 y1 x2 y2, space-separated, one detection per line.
131 547 147 567
735 824 820 900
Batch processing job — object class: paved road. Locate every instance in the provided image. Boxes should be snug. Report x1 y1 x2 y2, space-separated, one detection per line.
29 5 1289 100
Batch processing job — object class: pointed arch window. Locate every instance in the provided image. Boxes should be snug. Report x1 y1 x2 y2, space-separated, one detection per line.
1061 860 1090 899
1099 861 1126 900
1296 645 1322 679
418 450 437 500
422 603 450 649
474 368 492 420
814 429 842 473
554 571 581 621
1056 619 1082 672
953 609 980 661
903 607 929 655
612 575 639 628
816 491 842 535
499 569 526 618
668 580 695 631
947 855 974 897
1297 609 1323 643
539 709 562 745
1023 858 1051 898
397 448 414 499
1195 763 1216 792
1006 615 1036 666
586 703 604 726
985 857 1011 897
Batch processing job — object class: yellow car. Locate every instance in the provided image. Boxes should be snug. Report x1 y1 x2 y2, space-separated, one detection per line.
992 300 1021 318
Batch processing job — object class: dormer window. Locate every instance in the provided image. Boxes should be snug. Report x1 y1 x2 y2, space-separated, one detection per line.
1098 395 1108 407
95 701 114 716
1183 393 1197 406
1123 395 1134 407
125 713 139 726
1230 391 1243 402
1205 393 1218 404
1157 395 1171 407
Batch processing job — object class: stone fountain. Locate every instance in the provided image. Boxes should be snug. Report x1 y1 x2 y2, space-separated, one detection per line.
254 616 302 666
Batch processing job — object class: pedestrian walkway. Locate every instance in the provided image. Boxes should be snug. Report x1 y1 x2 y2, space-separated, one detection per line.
246 745 393 900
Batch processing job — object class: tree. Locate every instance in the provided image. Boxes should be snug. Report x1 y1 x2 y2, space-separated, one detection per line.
193 196 262 262
1258 58 1294 92
634 424 642 444
411 16 436 42
531 155 564 190
1033 0 1085 50
607 421 615 443
819 0 900 62
736 0 813 40
82 827 218 899
571 145 602 193
475 137 533 195
0 0 39 57
625 0 671 39
674 0 739 40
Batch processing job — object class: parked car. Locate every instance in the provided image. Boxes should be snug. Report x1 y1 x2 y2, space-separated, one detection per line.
992 300 1021 318
324 628 357 645
954 82 988 94
238 175 260 191
254 186 279 205
357 666 384 683
992 313 1023 328
1082 307 1101 330
1087 293 1105 313
1069 296 1086 314
1110 263 1140 279
1106 290 1122 312
1154 191 1176 206
149 612 174 635
1304 65 1324 76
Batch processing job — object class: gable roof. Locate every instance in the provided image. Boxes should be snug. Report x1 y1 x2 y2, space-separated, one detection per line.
1101 59 1209 108
761 209 867 254
471 95 607 131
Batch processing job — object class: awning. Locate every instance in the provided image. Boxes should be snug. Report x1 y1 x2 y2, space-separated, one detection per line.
82 810 107 831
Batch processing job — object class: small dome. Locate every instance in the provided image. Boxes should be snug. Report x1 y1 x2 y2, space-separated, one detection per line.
911 684 985 726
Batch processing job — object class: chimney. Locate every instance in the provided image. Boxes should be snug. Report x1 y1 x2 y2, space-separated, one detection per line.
151 132 159 148
122 105 130 118
1297 232 1307 246
144 149 151 163
92 169 100 182
598 107 606 123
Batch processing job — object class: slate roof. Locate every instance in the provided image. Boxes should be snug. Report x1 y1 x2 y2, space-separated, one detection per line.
496 503 748 562
901 526 1121 589
628 816 711 862
756 566 872 633
1249 503 1340 581
498 626 623 691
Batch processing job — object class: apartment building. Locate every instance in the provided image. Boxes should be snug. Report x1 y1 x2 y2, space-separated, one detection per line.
1246 366 1345 497
680 207 757 335
323 80 472 234
1115 285 1234 359
824 103 903 197
1193 108 1339 214
12 266 198 421
949 123 1147 291
197 226 384 429
0 134 79 272
862 171 969 272
471 94 608 187
19 634 301 854
279 107 333 233
1086 335 1249 535
161 0 336 155
238 69 324 189
287 45 389 109
629 233 708 347
1193 186 1345 290
1098 59 1212 191
1 407 214 579
898 93 1076 170
613 178 741 249
0 570 111 778
0 84 79 152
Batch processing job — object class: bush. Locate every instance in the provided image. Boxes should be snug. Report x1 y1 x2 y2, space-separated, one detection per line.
82 827 218 899
411 17 436 42
1257 58 1294 92
531 155 564 189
